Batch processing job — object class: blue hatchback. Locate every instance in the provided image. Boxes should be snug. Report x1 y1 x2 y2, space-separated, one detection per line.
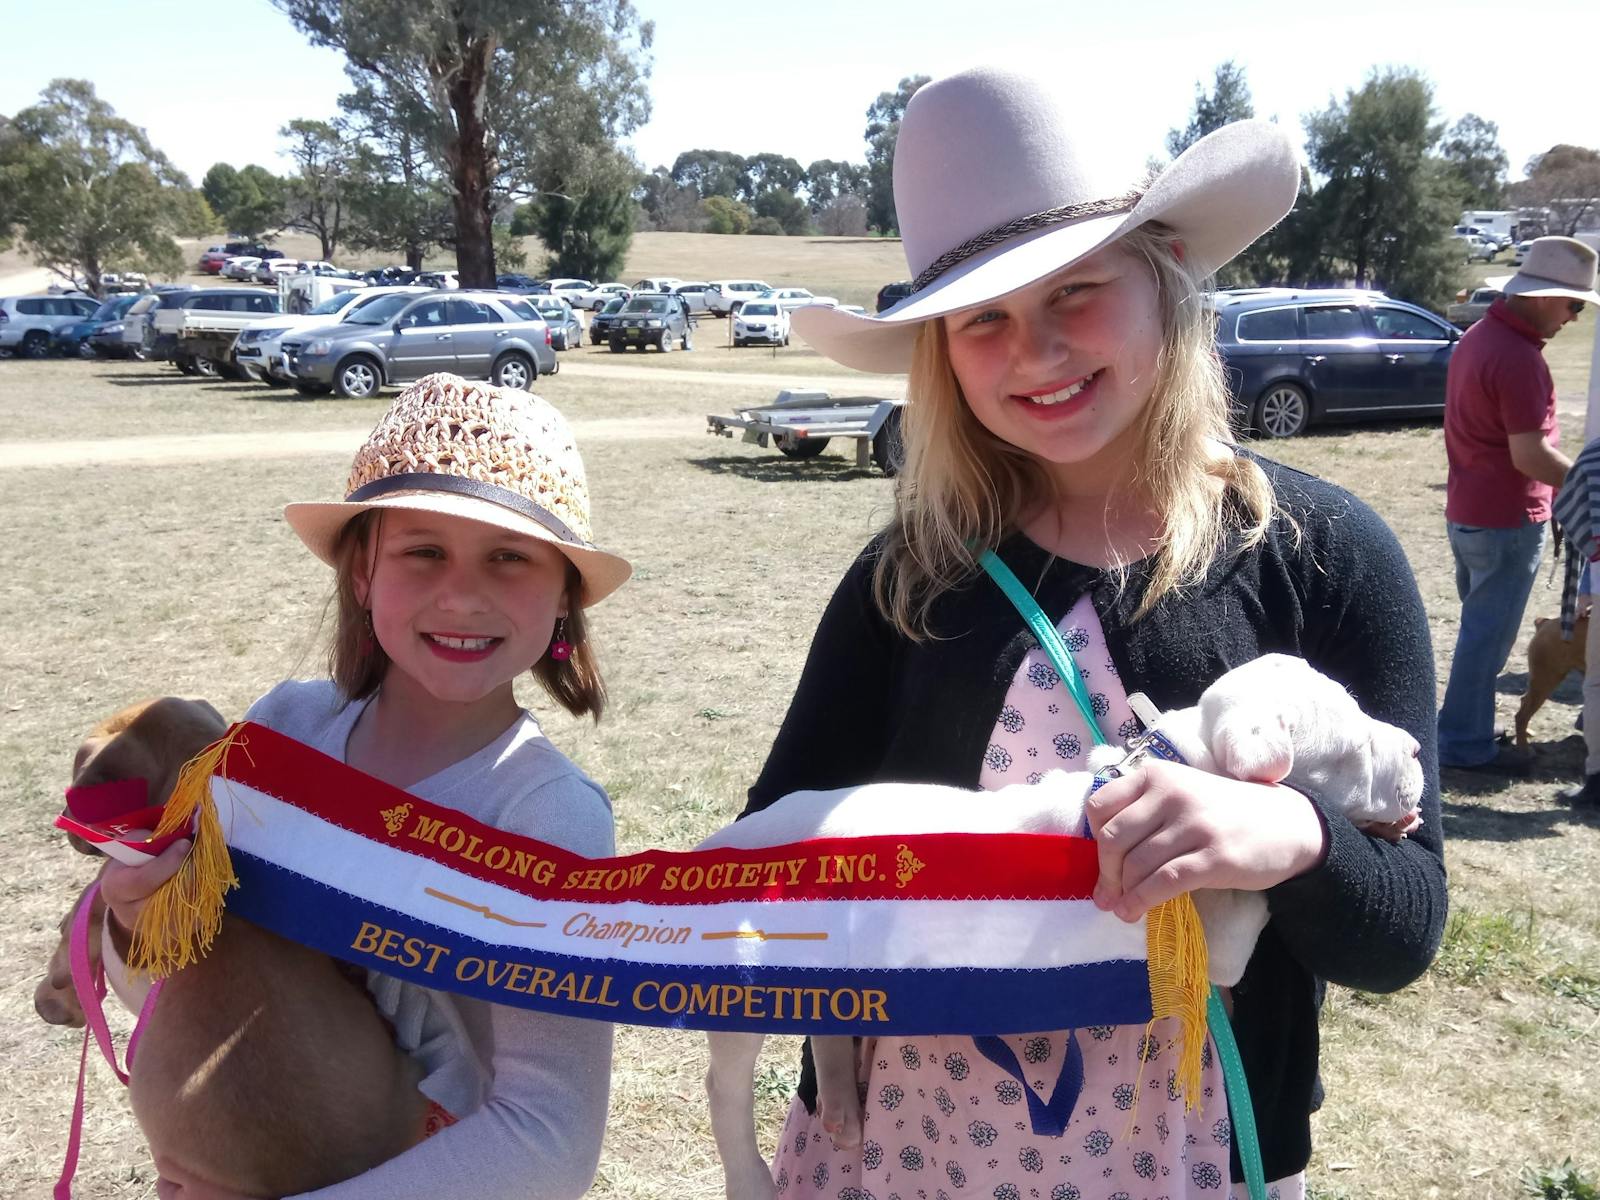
51 293 143 358
1211 288 1460 438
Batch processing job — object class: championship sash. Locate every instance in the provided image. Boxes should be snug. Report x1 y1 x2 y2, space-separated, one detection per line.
73 722 1211 1097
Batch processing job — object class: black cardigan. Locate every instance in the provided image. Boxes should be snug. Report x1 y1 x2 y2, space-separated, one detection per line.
743 457 1448 1185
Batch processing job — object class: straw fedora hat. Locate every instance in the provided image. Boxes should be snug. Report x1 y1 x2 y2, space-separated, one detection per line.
285 373 631 606
1487 236 1600 305
792 66 1302 374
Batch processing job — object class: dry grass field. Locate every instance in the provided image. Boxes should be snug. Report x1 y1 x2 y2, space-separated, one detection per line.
0 250 1596 1199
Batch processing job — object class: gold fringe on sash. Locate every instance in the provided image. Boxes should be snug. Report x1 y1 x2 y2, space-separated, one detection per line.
127 727 245 978
1143 892 1210 1111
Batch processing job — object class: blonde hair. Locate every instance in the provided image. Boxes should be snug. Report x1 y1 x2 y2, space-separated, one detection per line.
873 222 1277 637
325 510 608 720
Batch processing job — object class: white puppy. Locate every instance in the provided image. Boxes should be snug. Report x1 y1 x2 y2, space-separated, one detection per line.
701 654 1422 1200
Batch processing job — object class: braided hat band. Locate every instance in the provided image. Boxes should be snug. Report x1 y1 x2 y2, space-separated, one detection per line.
911 192 1143 294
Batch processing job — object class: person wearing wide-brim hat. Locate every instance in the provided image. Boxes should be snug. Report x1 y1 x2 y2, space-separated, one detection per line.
1438 236 1597 776
742 67 1445 1200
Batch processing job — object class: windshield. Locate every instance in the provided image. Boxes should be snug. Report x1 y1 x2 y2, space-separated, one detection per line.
743 303 778 316
309 291 364 316
624 297 671 314
348 293 415 325
92 297 132 320
601 298 625 313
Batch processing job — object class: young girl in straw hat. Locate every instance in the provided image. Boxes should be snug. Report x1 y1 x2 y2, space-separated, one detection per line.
746 67 1445 1198
98 372 630 1199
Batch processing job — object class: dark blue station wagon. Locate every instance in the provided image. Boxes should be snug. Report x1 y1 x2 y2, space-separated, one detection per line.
1211 289 1460 438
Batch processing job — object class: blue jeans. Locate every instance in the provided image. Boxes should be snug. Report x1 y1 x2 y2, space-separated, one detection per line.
1437 520 1546 766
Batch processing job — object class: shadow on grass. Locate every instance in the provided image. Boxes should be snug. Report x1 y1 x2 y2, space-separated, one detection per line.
685 454 883 484
97 374 199 387
1239 416 1444 444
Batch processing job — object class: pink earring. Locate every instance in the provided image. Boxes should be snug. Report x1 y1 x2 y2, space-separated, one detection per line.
549 617 572 662
360 610 376 657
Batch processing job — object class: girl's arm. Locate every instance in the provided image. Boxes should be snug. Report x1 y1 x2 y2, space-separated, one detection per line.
289 772 616 1200
287 1007 612 1200
1088 489 1447 993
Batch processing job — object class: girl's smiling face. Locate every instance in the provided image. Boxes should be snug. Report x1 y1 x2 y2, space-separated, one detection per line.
356 511 569 709
942 241 1165 489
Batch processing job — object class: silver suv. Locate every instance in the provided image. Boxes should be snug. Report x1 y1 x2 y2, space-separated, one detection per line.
0 293 101 357
283 291 556 398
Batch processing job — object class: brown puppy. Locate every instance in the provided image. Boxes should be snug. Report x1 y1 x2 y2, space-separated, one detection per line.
41 699 433 1198
1516 613 1589 748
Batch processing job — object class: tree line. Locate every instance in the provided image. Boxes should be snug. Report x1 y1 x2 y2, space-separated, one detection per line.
3 28 1597 311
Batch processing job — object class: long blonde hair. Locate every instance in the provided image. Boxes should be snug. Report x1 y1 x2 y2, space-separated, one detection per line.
325 510 608 720
872 222 1277 637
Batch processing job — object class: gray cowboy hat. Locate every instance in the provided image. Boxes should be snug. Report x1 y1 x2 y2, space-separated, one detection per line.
792 66 1302 374
1487 236 1600 305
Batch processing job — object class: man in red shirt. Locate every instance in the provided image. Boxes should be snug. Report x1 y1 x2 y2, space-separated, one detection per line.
1439 237 1596 771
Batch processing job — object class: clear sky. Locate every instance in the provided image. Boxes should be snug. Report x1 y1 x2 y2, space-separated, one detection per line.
4 0 1595 191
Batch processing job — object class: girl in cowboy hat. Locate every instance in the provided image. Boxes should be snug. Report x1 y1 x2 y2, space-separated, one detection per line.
98 373 629 1199
744 67 1445 1198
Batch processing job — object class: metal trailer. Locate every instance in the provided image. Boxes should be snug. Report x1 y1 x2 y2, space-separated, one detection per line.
706 389 906 474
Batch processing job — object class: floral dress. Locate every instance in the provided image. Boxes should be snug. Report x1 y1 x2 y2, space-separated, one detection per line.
768 597 1304 1200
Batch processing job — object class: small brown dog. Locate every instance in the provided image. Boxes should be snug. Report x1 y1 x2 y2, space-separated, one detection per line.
1516 613 1589 748
38 698 432 1198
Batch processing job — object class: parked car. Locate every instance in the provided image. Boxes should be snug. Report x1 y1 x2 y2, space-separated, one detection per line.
1511 240 1533 266
52 293 144 358
1210 288 1458 438
525 297 583 350
608 293 693 352
152 288 281 376
577 282 631 310
665 282 714 314
588 296 628 345
496 273 542 292
416 270 460 289
630 276 682 295
1446 286 1500 330
222 256 263 281
759 286 840 312
99 272 149 295
119 285 196 359
732 300 790 347
233 286 429 383
544 278 594 307
1450 233 1498 263
876 280 914 313
0 292 101 357
251 259 306 284
282 291 554 398
199 242 277 273
366 266 420 285
704 279 770 317
1454 224 1510 252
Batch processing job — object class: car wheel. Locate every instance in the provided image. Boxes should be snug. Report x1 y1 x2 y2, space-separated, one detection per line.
1254 382 1310 438
294 382 331 398
782 334 790 347
75 340 98 360
261 373 289 388
493 353 534 390
733 337 745 348
20 331 50 359
130 345 149 362
175 356 197 375
655 330 672 353
609 337 625 353
872 407 905 476
778 435 829 459
333 356 381 399
193 356 219 378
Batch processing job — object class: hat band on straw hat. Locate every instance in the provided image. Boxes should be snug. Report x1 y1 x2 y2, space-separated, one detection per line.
347 472 588 548
910 190 1144 292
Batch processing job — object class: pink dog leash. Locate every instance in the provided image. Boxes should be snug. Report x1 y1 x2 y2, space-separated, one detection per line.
56 879 165 1200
